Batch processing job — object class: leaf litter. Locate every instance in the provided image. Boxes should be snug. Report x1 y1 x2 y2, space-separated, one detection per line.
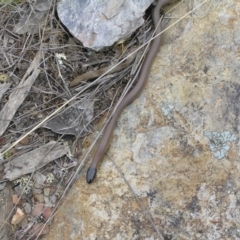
0 0 153 238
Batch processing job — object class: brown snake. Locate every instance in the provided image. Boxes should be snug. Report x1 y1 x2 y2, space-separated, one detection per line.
86 0 174 183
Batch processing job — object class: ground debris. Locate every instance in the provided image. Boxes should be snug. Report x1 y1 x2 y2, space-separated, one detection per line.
4 141 69 181
0 51 43 137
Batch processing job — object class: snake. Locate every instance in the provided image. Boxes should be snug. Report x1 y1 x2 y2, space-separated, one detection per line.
86 0 174 183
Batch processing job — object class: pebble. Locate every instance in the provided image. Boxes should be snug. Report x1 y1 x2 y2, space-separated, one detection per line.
43 187 50 196
12 194 19 205
32 203 44 216
34 193 45 203
23 202 31 214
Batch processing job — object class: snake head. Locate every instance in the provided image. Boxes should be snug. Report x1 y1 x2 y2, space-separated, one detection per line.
86 167 97 184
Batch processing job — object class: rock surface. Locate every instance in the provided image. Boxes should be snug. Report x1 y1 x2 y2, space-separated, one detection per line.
57 0 153 50
44 0 240 239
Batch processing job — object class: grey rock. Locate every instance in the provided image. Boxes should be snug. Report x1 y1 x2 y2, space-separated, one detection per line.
57 0 153 50
23 202 32 214
33 172 46 189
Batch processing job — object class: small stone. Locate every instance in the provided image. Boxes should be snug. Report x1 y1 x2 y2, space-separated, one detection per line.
43 187 50 196
11 208 25 225
12 194 19 205
44 196 54 207
42 207 52 219
32 203 44 217
33 172 46 188
49 194 57 204
32 187 42 194
34 193 45 203
14 186 23 196
23 202 32 214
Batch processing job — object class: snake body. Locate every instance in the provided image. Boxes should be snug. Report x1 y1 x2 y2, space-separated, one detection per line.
86 0 173 183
